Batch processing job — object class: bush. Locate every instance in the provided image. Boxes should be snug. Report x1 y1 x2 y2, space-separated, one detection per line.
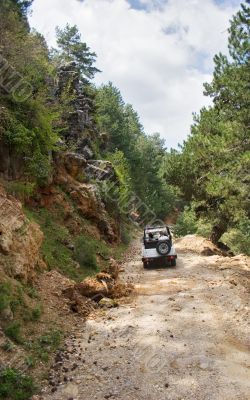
1 103 58 185
1 340 14 352
24 356 35 369
0 368 36 400
24 207 106 281
222 218 250 255
0 282 12 313
30 329 62 363
196 219 213 238
120 225 131 245
4 322 23 344
9 286 25 314
31 306 42 321
25 208 78 279
5 182 36 202
74 235 98 270
37 329 62 348
174 206 198 237
23 305 42 322
24 285 40 300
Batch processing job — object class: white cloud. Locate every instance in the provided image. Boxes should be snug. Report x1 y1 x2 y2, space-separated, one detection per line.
29 0 240 148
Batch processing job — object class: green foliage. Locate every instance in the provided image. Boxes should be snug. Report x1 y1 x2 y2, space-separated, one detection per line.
24 207 107 280
74 235 98 270
196 219 213 239
5 181 36 201
101 150 132 219
24 356 35 369
1 340 14 352
41 225 71 273
228 2 250 64
0 280 42 329
222 218 250 255
163 2 250 246
132 133 176 220
30 208 78 278
0 0 177 226
22 329 62 364
39 329 62 348
23 305 42 322
23 285 40 300
95 83 176 221
174 207 198 237
120 225 131 245
53 24 100 81
95 83 138 155
0 282 25 318
0 368 36 400
9 285 26 315
0 102 58 184
0 1 59 184
0 282 12 313
4 322 23 344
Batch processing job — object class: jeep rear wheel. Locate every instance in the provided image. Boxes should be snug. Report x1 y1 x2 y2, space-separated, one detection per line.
156 241 171 256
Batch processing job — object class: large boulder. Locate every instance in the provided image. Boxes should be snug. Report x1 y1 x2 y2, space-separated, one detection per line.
85 160 117 182
61 152 87 178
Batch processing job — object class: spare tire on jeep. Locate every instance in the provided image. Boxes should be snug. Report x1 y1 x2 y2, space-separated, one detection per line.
156 240 171 255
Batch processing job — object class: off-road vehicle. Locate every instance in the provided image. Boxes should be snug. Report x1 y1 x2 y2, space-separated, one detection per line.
142 225 177 268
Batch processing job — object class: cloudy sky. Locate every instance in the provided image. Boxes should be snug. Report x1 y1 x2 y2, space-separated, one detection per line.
29 0 241 148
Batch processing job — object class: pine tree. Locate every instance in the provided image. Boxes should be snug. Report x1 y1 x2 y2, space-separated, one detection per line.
53 24 100 81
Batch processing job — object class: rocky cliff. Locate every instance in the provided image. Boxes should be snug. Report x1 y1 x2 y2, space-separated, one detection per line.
0 61 129 385
0 60 120 243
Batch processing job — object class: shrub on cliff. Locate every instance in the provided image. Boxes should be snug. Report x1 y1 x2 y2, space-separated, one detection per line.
0 368 36 400
74 235 98 270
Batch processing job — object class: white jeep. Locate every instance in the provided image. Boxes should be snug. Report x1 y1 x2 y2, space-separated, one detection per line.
142 225 177 268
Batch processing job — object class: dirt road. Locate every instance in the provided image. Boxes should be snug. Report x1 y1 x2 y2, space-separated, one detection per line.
42 238 250 400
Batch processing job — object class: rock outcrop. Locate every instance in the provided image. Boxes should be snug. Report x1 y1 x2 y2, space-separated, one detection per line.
57 61 98 156
0 186 44 282
85 160 117 182
0 62 119 252
51 152 117 242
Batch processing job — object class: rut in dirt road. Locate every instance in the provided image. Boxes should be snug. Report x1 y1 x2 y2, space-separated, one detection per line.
41 239 250 400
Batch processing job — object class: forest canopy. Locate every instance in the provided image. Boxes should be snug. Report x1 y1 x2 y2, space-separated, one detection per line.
162 1 250 252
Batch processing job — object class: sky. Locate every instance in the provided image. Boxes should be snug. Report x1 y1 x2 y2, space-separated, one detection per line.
29 0 241 148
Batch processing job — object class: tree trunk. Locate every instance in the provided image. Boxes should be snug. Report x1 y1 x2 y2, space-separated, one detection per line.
210 220 229 245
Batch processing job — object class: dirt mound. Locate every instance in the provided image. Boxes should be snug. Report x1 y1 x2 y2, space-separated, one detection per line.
101 257 120 280
109 282 134 298
63 259 134 306
208 253 250 292
74 275 113 300
175 235 223 256
217 254 250 271
36 270 96 318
